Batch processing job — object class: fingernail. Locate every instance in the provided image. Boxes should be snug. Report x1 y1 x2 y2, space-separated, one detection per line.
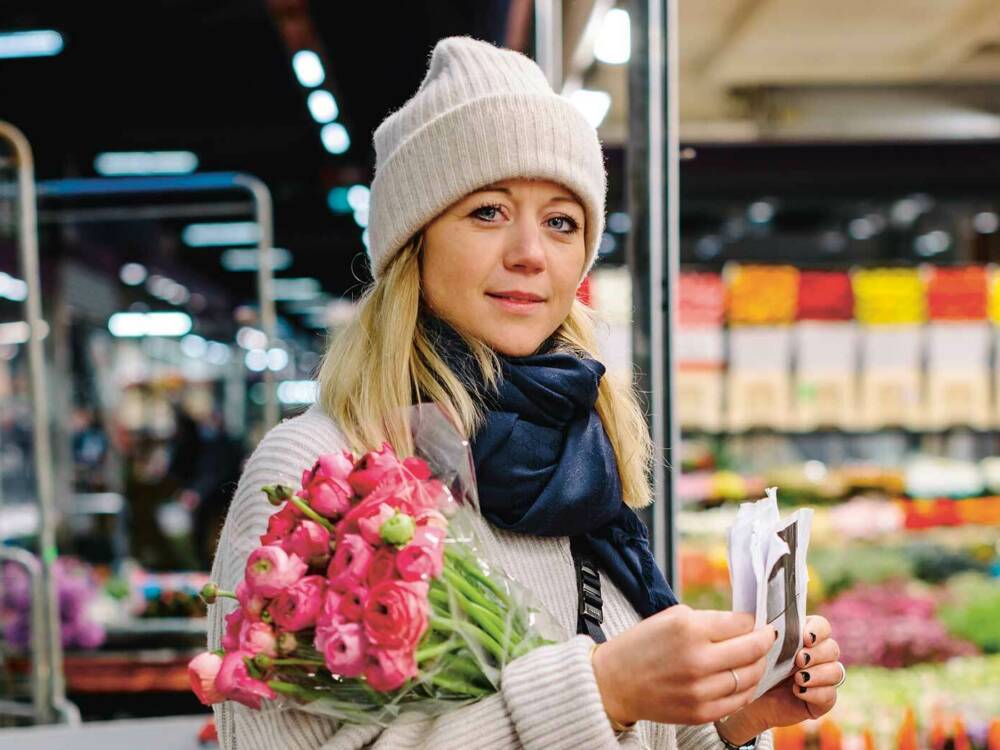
803 653 811 666
798 685 807 694
809 631 817 645
800 671 810 683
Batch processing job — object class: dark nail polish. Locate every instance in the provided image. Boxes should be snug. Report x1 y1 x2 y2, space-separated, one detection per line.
802 653 811 666
774 628 780 641
809 631 817 645
798 685 807 694
800 671 810 683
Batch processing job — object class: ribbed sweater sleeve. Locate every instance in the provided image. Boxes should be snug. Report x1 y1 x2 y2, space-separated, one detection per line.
675 723 774 750
207 408 629 750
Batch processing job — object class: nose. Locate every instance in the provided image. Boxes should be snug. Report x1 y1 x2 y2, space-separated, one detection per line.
502 217 546 274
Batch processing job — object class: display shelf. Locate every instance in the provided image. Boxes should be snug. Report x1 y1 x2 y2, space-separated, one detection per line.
4 648 200 693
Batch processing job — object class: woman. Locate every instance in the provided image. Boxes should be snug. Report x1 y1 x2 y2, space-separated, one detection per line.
208 36 844 749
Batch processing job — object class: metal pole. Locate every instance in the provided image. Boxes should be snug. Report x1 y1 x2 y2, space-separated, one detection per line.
0 120 65 724
626 1 679 588
534 0 563 89
234 174 278 430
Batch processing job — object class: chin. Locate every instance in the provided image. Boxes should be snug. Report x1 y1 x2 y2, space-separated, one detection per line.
482 326 549 357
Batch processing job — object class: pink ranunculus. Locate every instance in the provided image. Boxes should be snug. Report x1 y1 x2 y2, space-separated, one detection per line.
188 652 225 705
322 622 367 678
401 456 432 479
300 451 356 519
414 508 449 530
327 534 374 593
236 581 267 621
367 474 446 514
259 503 300 546
357 502 397 545
339 585 367 622
282 519 332 567
270 575 326 631
367 548 399 587
240 621 278 657
363 580 429 650
364 647 417 692
222 608 245 651
215 650 277 710
396 527 446 582
348 442 402 497
245 545 307 597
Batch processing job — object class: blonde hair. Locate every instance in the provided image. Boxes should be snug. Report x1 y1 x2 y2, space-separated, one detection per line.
316 233 654 510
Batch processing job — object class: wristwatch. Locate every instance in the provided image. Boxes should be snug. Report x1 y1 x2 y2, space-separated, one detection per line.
719 736 758 750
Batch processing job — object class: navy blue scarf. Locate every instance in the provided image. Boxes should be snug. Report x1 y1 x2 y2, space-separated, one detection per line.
423 315 677 619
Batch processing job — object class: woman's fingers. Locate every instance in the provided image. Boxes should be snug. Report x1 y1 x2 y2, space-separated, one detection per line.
694 609 756 642
802 614 831 647
693 656 767 703
792 684 838 717
794 660 845 688
707 625 776 672
795 637 840 669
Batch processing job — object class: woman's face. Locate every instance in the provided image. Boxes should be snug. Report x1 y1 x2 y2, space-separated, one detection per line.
421 178 587 357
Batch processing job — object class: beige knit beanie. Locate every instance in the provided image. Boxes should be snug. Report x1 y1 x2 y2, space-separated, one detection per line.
366 36 607 282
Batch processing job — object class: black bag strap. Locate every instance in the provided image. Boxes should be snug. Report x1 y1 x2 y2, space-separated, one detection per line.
570 536 607 643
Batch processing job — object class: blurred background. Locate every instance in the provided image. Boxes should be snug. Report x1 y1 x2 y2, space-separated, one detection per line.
1 1 999 747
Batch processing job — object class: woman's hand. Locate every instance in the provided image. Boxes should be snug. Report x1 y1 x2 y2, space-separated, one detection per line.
590 604 776 727
715 615 843 745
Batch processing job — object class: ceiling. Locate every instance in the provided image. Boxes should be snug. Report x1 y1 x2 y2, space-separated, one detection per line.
592 0 1000 142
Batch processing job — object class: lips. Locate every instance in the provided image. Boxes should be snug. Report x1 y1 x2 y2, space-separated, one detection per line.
486 292 545 302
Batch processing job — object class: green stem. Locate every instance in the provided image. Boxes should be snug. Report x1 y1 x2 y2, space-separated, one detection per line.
430 616 506 664
415 638 460 663
440 566 503 618
445 549 511 606
288 495 336 532
437 570 515 649
428 673 490 698
272 657 325 667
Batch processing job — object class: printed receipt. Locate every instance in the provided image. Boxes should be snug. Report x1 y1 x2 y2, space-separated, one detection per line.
728 488 814 699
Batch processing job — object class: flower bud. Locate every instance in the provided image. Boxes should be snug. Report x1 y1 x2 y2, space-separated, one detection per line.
200 582 220 604
380 512 416 547
252 653 274 672
278 631 298 655
262 485 294 506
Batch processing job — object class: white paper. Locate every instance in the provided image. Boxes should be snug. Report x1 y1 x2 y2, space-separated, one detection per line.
727 488 814 699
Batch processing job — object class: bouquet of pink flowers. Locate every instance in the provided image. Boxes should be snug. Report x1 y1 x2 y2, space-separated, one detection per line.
188 405 556 724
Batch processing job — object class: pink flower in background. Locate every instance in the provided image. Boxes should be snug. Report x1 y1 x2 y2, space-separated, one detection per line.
367 548 399 587
259 503 300 546
301 451 356 518
364 647 417 692
363 580 429 650
222 609 245 652
271 575 327 631
188 652 225 705
235 581 267 621
215 650 277 710
240 621 278 657
283 519 332 567
322 622 367 678
245 546 307 597
348 442 402 496
339 585 367 622
396 527 446 582
328 534 374 592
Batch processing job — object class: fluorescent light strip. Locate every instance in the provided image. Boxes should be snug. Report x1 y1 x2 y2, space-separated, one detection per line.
182 221 260 247
95 151 199 176
0 30 64 59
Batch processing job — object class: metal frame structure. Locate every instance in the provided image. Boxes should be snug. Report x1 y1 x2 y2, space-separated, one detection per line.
627 0 681 588
0 120 75 726
0 142 279 724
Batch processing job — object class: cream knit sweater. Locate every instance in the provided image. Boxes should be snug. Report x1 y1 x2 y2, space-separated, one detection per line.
207 405 774 750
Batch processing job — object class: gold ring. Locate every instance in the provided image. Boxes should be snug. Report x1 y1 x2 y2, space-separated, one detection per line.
728 668 740 696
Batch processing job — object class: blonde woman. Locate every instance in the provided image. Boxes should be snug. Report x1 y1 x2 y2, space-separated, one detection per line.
208 36 844 750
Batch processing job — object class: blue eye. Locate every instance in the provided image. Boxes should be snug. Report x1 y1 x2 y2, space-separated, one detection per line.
549 216 580 234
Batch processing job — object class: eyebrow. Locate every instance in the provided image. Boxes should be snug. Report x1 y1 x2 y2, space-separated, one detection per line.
471 184 582 208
